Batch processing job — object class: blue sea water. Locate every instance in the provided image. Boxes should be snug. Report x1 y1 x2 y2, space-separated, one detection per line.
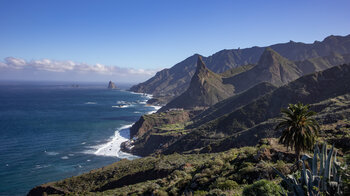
0 82 155 196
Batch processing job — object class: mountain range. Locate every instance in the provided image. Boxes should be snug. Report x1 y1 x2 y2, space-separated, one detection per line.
130 34 350 101
160 47 350 111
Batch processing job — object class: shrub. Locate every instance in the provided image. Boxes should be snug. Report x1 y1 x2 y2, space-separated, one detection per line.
154 189 169 196
216 180 239 190
194 190 208 196
168 187 179 196
242 179 283 196
238 162 255 175
197 177 210 186
207 188 225 195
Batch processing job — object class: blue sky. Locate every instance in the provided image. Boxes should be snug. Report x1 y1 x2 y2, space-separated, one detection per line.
0 0 350 82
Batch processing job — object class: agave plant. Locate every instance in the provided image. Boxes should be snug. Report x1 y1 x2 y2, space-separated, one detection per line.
273 142 342 196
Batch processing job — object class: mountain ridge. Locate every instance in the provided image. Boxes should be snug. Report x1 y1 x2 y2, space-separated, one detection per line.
223 47 302 93
130 34 350 99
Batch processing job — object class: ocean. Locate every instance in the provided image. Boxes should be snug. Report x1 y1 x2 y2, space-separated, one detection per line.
0 82 158 196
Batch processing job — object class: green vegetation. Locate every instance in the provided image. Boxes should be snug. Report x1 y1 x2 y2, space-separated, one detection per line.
276 103 319 160
242 179 284 196
30 143 298 195
156 123 184 131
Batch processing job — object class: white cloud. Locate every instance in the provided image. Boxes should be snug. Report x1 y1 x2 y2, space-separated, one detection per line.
0 62 7 68
0 57 160 83
5 57 27 69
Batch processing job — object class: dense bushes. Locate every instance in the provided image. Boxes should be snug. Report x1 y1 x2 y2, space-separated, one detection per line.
33 143 298 195
242 179 284 196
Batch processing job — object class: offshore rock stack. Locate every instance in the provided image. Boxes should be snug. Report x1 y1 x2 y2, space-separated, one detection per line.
107 81 117 89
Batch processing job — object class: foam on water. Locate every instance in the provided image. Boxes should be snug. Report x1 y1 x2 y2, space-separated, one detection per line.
92 124 138 159
45 151 59 156
112 104 134 108
85 102 97 104
92 103 160 159
147 106 162 114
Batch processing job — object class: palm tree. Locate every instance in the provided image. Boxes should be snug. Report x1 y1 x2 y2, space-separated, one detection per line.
275 102 319 160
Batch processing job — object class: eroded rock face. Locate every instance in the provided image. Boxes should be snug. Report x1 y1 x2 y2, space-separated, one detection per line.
124 110 193 156
107 81 117 89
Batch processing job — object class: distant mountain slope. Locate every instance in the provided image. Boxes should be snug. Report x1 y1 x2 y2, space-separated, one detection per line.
164 63 350 154
159 57 235 112
296 52 350 74
224 48 302 93
130 34 350 97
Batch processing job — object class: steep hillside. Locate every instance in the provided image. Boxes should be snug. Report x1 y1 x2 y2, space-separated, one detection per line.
163 63 350 154
159 57 235 112
190 82 277 128
130 34 350 98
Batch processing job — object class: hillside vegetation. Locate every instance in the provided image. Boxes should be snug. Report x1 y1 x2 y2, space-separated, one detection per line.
29 140 307 195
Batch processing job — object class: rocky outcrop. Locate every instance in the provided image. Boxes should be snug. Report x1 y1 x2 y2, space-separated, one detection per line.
124 110 196 156
130 110 191 138
159 56 235 112
107 81 117 89
28 184 69 196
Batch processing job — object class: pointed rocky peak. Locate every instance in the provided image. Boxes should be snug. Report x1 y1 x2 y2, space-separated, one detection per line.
159 56 235 111
195 55 208 73
257 47 290 67
190 55 222 87
225 47 302 90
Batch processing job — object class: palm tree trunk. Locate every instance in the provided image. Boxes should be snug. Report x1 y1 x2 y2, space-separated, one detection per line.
296 149 300 161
